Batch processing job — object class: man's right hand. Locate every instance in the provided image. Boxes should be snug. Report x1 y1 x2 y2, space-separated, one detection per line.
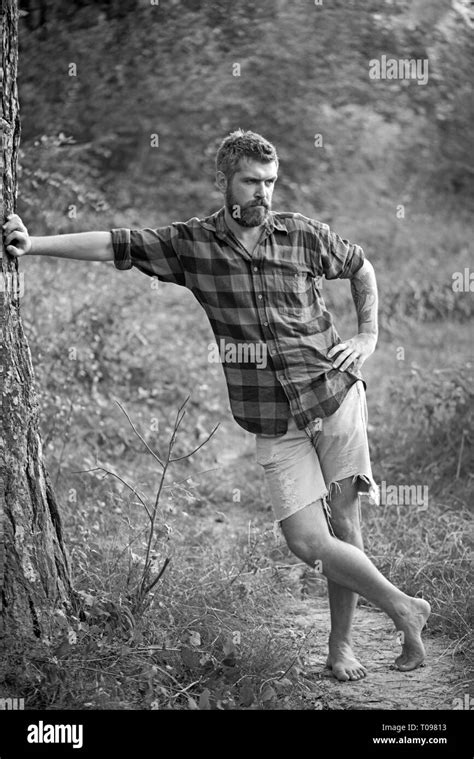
2 219 113 262
2 214 32 257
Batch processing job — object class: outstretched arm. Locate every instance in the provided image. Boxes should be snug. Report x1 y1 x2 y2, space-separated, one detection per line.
327 259 378 372
2 214 114 262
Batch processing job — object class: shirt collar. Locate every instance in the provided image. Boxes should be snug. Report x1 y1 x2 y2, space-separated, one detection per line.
201 207 288 236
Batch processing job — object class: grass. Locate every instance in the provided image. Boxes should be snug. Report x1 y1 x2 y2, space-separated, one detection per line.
3 205 471 710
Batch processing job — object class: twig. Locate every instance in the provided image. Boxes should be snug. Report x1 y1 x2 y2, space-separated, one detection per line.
162 467 220 488
139 464 169 599
134 646 181 653
171 678 204 699
74 466 152 521
259 631 314 694
455 429 466 479
115 399 165 468
214 536 261 597
170 424 220 462
274 630 314 683
148 663 182 688
142 556 171 595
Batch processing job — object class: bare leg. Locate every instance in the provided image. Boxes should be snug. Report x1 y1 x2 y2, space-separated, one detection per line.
326 477 366 681
281 500 430 673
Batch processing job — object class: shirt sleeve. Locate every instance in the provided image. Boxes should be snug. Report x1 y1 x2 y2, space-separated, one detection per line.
110 224 186 286
317 222 366 280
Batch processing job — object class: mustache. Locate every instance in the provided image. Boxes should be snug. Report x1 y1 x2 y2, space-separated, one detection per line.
246 200 270 208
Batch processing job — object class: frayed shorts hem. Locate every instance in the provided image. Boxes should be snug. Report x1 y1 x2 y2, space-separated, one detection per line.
255 381 379 524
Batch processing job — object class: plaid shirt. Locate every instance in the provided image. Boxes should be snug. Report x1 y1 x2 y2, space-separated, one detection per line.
111 207 366 436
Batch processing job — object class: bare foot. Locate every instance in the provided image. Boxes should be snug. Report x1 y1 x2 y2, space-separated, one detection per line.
326 642 368 682
394 597 431 671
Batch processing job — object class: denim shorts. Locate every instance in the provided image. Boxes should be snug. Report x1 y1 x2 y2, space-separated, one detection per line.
255 381 380 524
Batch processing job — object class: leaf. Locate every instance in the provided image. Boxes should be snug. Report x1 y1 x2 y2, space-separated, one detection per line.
199 689 211 710
53 639 70 658
221 634 237 666
181 646 201 669
53 609 69 629
199 652 213 667
187 696 199 710
239 682 255 707
76 590 95 607
261 684 277 703
222 651 236 667
189 630 201 647
222 635 236 658
67 629 78 645
273 678 293 694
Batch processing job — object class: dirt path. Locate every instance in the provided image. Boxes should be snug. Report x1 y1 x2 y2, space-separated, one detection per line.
279 600 462 710
212 421 465 711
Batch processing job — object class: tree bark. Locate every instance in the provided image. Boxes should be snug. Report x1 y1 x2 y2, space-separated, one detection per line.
1 0 72 641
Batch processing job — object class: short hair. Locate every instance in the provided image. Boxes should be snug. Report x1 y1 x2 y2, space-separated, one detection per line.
215 129 279 180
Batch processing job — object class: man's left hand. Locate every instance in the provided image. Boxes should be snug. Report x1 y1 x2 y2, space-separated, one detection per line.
327 333 377 373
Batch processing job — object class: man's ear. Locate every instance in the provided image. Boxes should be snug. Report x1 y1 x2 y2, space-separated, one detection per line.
215 170 228 194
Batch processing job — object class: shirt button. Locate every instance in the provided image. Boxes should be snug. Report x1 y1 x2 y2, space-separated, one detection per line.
263 321 268 326
253 266 258 272
258 294 263 299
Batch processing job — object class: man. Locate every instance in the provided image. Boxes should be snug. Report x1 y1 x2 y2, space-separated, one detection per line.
3 129 430 681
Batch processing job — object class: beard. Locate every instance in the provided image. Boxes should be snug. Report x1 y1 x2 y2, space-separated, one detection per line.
225 189 270 227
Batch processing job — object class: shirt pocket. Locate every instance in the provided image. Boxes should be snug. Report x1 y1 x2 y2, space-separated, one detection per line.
268 263 318 316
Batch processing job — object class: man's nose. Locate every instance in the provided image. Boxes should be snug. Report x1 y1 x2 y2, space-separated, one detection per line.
254 183 266 198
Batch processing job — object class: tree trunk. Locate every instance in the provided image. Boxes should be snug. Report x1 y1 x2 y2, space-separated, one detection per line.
1 0 72 641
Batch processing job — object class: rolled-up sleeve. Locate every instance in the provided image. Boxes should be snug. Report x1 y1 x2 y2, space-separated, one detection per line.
110 225 186 286
318 224 365 280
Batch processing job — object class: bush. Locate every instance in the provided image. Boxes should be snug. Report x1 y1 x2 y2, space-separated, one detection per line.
373 361 473 487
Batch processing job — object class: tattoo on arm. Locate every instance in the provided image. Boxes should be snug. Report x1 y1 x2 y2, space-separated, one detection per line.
350 266 378 337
